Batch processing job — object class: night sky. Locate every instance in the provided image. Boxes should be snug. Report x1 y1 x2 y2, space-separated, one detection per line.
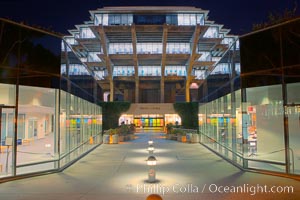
0 0 299 35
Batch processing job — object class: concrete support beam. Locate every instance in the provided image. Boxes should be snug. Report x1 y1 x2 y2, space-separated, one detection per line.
160 24 168 103
98 25 114 102
186 25 201 102
131 24 139 103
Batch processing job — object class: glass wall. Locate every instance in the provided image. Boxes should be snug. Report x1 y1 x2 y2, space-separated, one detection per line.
137 43 162 54
88 52 102 62
199 18 300 177
80 27 96 39
203 26 219 38
244 85 285 172
113 66 135 76
108 14 133 25
139 66 161 76
198 51 211 61
177 13 204 25
16 85 57 174
166 43 190 54
59 91 102 168
165 66 186 76
0 19 102 181
109 43 133 54
199 90 243 166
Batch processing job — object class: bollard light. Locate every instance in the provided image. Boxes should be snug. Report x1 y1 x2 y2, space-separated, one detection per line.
146 155 157 182
148 140 153 145
146 155 157 166
148 144 155 154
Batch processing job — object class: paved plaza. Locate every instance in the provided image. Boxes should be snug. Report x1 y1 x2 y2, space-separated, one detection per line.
0 132 299 200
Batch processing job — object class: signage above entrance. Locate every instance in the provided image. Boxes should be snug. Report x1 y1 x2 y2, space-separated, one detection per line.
126 103 177 115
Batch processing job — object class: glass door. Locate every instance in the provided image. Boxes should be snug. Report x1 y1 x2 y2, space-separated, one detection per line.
28 119 38 139
0 106 15 177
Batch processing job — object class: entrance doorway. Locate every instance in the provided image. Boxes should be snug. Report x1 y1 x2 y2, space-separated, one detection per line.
28 119 38 139
134 115 164 128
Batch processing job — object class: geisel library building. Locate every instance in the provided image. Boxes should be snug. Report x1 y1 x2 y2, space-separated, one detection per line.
0 6 300 181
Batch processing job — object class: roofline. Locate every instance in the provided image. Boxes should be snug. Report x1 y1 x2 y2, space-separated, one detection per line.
89 6 209 15
0 18 63 38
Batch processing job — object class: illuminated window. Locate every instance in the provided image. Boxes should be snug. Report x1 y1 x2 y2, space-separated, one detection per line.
235 63 241 74
165 66 186 76
136 43 162 54
211 63 230 75
109 43 133 54
61 41 72 52
61 64 90 76
194 69 206 79
235 40 240 50
166 14 178 25
222 37 235 49
113 66 134 76
94 71 106 80
69 64 89 76
80 27 95 38
103 14 109 25
65 37 77 45
108 14 133 25
138 66 161 76
178 14 197 25
198 51 211 61
167 43 190 54
94 14 102 25
212 57 222 63
203 27 219 38
196 14 205 25
88 52 101 62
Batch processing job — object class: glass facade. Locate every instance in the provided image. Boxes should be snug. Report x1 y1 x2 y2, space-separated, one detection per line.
198 18 300 176
94 13 205 26
0 19 102 180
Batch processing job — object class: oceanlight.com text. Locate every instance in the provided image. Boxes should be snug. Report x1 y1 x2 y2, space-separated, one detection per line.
134 183 294 196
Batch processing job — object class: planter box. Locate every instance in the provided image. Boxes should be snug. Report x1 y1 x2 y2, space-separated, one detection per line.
112 135 119 144
166 134 172 140
177 134 182 142
191 134 199 143
186 133 193 143
119 135 125 142
103 134 110 144
177 135 186 142
129 134 135 140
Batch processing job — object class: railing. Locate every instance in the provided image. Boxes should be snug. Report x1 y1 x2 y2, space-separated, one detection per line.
172 128 198 134
199 132 295 174
246 148 295 174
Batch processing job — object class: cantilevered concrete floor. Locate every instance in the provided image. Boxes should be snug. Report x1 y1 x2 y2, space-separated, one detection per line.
0 132 299 200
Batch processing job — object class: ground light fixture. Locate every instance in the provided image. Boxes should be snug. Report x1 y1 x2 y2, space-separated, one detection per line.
146 194 163 200
148 140 153 145
148 144 155 154
146 155 157 183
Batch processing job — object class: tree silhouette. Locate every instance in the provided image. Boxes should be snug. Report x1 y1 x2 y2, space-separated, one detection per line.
252 1 298 31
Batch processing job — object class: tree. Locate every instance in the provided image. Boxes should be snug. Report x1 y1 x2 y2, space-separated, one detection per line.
252 1 298 31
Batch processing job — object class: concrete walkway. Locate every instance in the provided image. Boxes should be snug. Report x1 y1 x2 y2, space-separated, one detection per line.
0 132 299 200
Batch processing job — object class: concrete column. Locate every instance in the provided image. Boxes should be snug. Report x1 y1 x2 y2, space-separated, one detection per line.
160 79 164 103
135 79 139 103
185 80 190 102
109 78 114 102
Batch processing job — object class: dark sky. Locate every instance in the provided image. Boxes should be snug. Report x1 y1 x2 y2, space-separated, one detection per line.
0 0 299 35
